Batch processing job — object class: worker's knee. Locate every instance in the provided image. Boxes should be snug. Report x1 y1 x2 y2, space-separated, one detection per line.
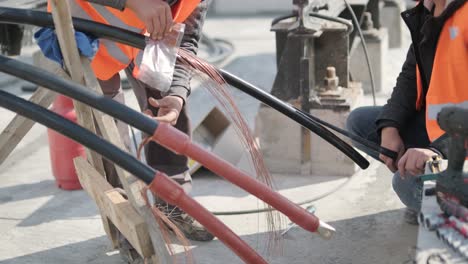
346 106 382 138
347 106 375 137
392 172 422 211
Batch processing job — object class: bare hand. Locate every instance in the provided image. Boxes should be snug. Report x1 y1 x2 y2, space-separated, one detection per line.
144 96 183 125
398 148 438 178
380 127 405 172
126 0 173 40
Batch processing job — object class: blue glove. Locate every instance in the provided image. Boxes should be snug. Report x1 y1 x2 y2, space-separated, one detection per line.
34 28 99 66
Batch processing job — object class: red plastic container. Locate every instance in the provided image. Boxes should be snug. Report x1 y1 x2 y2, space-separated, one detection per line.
47 95 85 190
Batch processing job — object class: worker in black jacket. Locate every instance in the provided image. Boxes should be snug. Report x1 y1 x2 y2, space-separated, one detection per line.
347 0 467 224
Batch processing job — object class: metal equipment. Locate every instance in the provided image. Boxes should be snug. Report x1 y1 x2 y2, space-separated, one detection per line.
265 0 365 176
418 107 468 260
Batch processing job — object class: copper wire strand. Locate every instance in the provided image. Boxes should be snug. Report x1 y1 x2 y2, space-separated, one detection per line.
137 136 152 160
141 186 193 264
135 48 284 254
177 48 285 252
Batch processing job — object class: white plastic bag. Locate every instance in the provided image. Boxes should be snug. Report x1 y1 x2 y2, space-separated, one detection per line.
135 23 185 93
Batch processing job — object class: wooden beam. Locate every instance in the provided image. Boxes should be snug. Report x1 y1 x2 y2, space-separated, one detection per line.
49 0 116 246
74 157 153 257
81 57 172 264
0 53 59 165
0 88 55 164
49 1 171 262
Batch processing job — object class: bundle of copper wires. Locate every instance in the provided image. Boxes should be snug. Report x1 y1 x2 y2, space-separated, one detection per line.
177 48 284 251
141 186 193 264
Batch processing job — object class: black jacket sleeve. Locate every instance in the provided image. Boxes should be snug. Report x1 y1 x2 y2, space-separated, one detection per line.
164 0 209 102
376 45 419 131
85 0 126 11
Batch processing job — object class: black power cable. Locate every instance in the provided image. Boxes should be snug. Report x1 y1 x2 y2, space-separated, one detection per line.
0 56 158 135
0 90 271 264
220 70 370 167
0 89 156 184
295 109 397 159
0 7 371 169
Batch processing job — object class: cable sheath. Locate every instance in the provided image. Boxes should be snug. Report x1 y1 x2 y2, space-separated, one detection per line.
0 7 369 169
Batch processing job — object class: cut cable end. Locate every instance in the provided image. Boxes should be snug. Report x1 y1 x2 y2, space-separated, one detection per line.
317 220 336 240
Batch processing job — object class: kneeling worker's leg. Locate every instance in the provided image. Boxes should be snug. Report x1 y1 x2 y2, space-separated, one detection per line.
346 106 383 160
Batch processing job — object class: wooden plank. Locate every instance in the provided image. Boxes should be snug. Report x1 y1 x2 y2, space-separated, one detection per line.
50 0 105 174
82 57 172 264
74 157 154 258
49 1 171 262
0 88 55 164
0 53 60 165
49 0 116 247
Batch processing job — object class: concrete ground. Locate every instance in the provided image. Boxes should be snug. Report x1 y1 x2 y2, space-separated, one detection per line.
0 13 417 264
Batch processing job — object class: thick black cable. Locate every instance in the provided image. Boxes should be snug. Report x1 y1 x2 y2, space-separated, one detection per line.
0 55 158 135
220 71 369 168
295 109 397 160
0 7 146 48
0 90 156 185
0 7 369 169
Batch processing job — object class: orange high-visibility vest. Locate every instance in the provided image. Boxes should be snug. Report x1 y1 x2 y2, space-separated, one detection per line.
415 2 468 142
48 0 200 80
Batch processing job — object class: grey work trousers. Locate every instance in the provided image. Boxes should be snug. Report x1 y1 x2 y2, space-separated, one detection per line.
98 73 192 191
346 106 430 211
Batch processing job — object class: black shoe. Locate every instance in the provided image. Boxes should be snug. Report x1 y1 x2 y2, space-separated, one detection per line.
404 208 419 225
157 202 215 242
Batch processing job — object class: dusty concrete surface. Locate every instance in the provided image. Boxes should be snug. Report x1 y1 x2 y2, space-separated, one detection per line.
0 11 418 264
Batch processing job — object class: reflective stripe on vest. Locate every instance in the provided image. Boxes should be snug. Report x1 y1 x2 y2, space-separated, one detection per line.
133 50 144 77
428 101 468 120
415 2 468 142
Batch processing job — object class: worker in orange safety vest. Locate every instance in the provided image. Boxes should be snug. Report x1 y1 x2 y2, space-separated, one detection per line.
48 0 214 242
346 0 468 224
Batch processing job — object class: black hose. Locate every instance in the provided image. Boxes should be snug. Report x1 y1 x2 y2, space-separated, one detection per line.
295 109 397 160
0 55 158 135
0 7 369 169
0 90 156 184
0 7 146 48
220 70 369 168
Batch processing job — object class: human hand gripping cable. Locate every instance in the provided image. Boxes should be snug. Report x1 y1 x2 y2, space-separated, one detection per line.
398 148 439 178
126 0 173 40
380 127 405 172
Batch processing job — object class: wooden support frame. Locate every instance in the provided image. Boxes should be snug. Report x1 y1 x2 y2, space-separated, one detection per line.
48 1 171 263
49 0 117 247
0 53 58 165
0 2 173 261
74 157 153 258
